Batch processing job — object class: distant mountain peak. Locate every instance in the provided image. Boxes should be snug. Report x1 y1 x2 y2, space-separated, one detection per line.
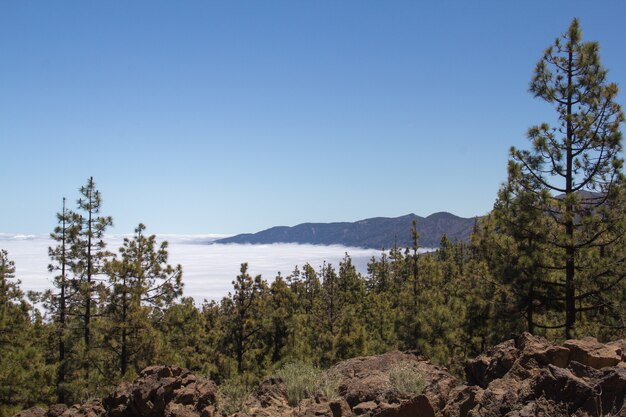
215 212 477 249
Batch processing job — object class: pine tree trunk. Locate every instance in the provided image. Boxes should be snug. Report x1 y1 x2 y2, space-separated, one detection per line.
57 198 67 404
527 281 534 334
85 199 92 349
564 48 575 340
121 281 128 376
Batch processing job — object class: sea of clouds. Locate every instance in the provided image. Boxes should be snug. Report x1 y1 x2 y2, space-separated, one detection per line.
0 233 394 303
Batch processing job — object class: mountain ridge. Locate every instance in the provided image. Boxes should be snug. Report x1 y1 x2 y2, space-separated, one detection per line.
215 212 478 249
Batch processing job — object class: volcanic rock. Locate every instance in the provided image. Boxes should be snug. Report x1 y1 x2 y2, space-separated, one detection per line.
564 337 622 369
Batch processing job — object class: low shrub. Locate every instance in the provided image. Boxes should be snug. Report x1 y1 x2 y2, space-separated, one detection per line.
388 361 425 398
217 376 252 415
275 362 339 406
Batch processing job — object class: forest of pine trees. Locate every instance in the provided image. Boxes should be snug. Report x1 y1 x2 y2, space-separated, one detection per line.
1 19 624 417
1 195 624 415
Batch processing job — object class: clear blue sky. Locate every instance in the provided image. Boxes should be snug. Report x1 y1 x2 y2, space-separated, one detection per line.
1 1 625 235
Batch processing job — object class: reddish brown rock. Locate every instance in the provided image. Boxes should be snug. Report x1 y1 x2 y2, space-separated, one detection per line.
61 400 105 417
130 367 190 417
174 379 218 411
564 337 622 369
506 397 571 417
328 399 352 417
254 377 289 408
352 401 377 415
372 395 434 417
440 385 481 417
246 377 293 417
330 351 412 407
47 404 68 417
531 365 595 413
516 332 570 369
329 351 456 414
296 398 335 417
465 339 519 388
607 340 626 361
567 360 604 381
474 378 525 417
198 405 215 417
443 333 625 417
14 407 46 417
164 402 198 417
104 381 133 417
100 366 217 417
593 366 626 414
415 359 458 413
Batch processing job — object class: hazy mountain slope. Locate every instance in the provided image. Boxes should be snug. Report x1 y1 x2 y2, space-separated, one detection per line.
215 212 477 249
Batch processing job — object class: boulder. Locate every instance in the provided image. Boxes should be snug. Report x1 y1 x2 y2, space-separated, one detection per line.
101 366 217 417
173 379 218 410
352 401 377 415
440 385 481 417
564 337 622 369
61 400 105 417
246 377 293 417
531 365 595 413
415 359 458 412
105 381 133 417
164 403 198 417
328 351 456 414
371 395 435 417
607 340 626 361
444 333 626 417
465 339 519 388
593 366 626 414
330 351 411 407
254 377 289 408
505 397 570 417
472 378 523 417
47 404 68 417
198 406 215 417
516 333 570 369
328 399 353 417
14 407 46 417
296 398 335 417
130 366 190 417
567 360 603 381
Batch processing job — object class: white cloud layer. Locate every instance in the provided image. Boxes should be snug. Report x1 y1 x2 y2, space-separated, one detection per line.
0 234 421 303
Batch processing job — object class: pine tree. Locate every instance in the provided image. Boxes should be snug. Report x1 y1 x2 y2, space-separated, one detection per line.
67 177 113 391
285 264 322 364
334 255 367 360
505 19 625 338
318 262 340 365
365 250 398 353
490 190 562 335
157 297 208 373
47 197 80 403
104 224 183 377
0 251 52 416
409 221 421 345
0 249 19 341
265 274 296 364
221 263 267 376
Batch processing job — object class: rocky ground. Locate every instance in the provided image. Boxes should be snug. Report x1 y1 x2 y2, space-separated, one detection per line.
15 333 626 417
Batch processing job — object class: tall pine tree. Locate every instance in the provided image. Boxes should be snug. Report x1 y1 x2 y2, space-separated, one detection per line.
505 19 625 338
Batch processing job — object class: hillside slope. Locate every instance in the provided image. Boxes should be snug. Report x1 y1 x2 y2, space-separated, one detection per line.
215 212 477 249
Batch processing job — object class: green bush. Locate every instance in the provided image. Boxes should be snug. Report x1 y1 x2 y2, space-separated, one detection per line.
315 371 341 401
388 361 425 398
217 376 252 415
274 362 339 406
